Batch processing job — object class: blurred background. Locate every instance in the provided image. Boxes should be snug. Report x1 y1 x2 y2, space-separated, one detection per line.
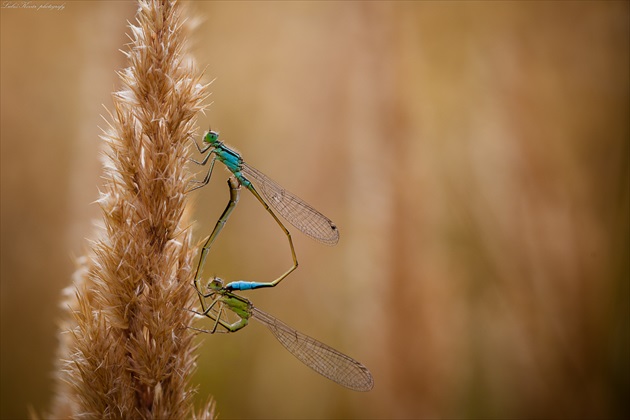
1 1 628 419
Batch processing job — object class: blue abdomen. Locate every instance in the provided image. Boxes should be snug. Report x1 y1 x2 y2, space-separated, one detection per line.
226 281 260 291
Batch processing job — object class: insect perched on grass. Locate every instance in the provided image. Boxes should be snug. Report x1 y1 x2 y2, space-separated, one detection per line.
192 275 374 392
190 176 373 391
189 130 339 292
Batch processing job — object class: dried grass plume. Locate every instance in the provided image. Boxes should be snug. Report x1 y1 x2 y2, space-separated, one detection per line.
50 1 213 418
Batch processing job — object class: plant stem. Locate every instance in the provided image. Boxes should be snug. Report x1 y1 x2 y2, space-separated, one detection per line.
51 1 213 418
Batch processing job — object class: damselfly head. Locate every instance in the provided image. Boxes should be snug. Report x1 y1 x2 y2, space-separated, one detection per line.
207 276 224 291
204 130 220 145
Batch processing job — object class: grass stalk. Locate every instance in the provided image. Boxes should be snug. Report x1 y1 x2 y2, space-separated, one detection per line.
50 1 213 417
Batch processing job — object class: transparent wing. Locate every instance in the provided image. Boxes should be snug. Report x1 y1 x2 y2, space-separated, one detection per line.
241 163 339 245
252 307 373 391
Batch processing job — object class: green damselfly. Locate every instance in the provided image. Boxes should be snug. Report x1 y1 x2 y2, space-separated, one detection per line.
191 177 372 391
193 276 373 392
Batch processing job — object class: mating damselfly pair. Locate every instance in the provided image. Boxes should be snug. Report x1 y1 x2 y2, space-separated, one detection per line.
188 130 373 392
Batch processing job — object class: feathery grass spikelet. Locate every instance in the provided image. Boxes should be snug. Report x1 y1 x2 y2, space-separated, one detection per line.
51 1 214 418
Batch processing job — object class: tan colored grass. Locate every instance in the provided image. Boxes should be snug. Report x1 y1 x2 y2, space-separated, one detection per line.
50 1 213 418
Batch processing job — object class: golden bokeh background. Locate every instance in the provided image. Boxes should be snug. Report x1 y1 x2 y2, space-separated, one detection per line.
1 1 628 419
